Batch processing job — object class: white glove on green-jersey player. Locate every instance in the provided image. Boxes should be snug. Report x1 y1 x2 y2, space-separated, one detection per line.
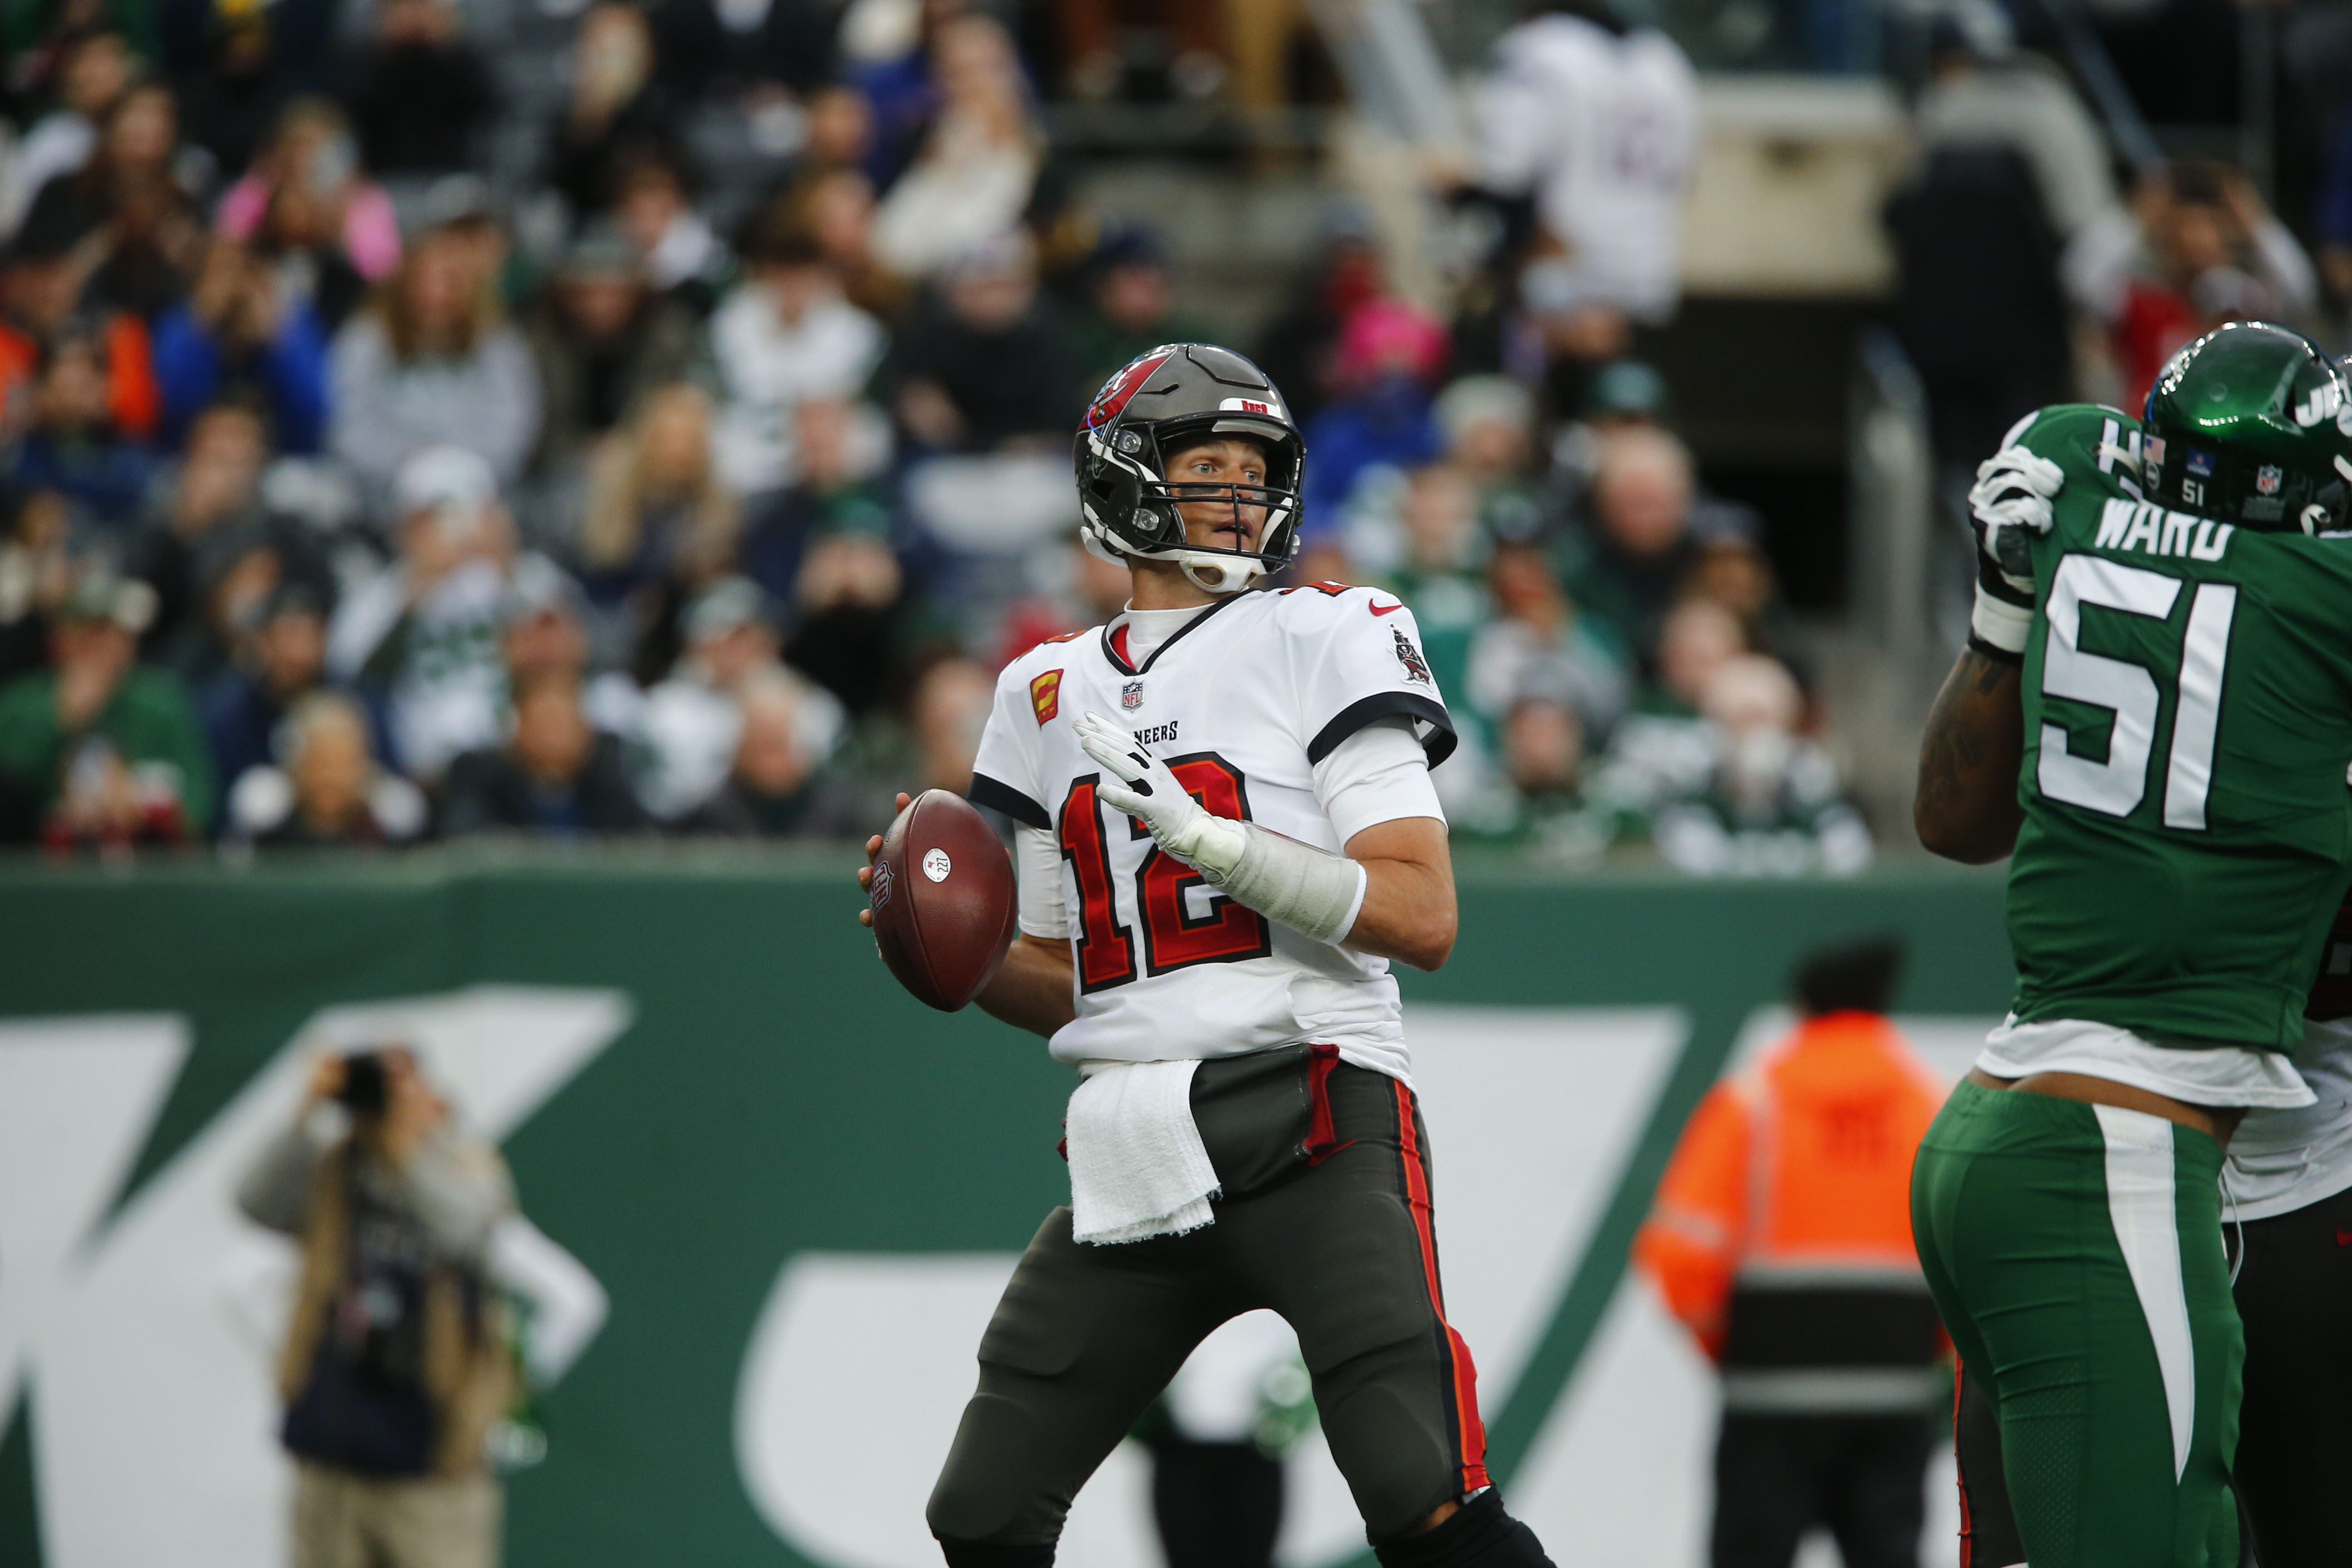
1966 444 2064 662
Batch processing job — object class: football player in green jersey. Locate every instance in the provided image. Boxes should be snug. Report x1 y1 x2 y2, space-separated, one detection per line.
1910 323 2352 1568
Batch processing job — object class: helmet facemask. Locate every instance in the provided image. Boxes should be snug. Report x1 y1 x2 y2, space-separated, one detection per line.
1074 344 1308 596
1079 415 1303 593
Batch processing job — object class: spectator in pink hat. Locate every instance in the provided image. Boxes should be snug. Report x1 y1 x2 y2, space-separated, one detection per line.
1299 297 1448 544
213 100 402 291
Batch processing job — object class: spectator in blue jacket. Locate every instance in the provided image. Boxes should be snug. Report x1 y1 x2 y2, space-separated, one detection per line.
11 318 165 537
202 583 396 804
152 237 331 453
1300 298 1446 544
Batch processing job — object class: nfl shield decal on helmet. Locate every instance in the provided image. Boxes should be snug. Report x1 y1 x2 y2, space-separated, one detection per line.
1393 628 1432 686
1121 680 1145 711
2257 464 2283 495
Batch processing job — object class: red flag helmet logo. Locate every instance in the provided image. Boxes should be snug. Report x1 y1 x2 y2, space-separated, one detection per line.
1086 349 1174 430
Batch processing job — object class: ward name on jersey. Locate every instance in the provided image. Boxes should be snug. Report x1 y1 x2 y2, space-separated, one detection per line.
970 583 1455 1081
2007 403 2352 1049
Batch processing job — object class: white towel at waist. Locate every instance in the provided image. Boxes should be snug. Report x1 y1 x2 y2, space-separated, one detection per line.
1066 1059 1220 1245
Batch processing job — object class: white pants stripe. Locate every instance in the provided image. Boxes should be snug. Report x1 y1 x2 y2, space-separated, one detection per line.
2096 1103 2196 1481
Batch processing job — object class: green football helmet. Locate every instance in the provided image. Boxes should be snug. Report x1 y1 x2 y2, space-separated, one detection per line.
2142 322 2352 534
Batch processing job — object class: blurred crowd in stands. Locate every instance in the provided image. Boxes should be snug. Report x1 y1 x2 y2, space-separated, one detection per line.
5 0 2338 872
1886 0 2352 645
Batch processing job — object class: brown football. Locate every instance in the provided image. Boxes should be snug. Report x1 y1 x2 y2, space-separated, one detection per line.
870 789 1018 1012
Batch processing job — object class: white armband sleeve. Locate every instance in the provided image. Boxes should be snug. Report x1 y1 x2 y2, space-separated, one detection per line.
1197 822 1368 947
1015 823 1069 940
1312 717 1446 847
1173 717 1437 949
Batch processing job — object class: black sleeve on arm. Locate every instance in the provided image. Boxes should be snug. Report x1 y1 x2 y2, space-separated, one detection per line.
1306 694 1458 768
969 772 1050 831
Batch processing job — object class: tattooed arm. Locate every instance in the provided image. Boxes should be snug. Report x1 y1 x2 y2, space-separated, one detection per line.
1914 648 2025 863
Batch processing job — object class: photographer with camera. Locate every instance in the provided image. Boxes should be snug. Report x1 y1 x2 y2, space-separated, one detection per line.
236 1044 518 1568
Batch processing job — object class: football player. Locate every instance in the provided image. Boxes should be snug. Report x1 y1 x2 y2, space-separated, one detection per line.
1947 924 2352 1568
2225 902 2352 1568
1910 322 2352 1568
2174 355 2352 1568
2208 355 2352 1568
1933 340 2352 1568
855 344 1555 1567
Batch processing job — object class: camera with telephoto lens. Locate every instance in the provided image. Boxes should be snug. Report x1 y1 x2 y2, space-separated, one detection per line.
335 1050 389 1117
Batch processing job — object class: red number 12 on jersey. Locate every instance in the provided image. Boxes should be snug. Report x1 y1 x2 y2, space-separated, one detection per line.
1058 754 1274 993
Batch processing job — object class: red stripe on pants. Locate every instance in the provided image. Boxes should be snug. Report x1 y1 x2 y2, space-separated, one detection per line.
1306 1044 1344 1161
1392 1078 1492 1494
1954 1365 1976 1568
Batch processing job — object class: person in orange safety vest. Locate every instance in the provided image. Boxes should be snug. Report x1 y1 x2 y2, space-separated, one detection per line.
1634 936 1948 1568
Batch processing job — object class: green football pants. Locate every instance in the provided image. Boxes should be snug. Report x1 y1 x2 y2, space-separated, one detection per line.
1910 1079 2241 1568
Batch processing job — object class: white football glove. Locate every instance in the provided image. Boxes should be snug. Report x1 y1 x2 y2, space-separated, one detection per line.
1965 444 2065 658
1073 710 1245 880
1071 709 1368 944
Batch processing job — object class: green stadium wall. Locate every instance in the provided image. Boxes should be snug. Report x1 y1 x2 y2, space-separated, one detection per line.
0 860 2014 1568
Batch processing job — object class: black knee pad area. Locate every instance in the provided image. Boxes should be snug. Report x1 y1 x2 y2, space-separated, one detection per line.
936 1541 1055 1568
1315 1354 1461 1537
926 1392 1062 1544
1371 1490 1556 1568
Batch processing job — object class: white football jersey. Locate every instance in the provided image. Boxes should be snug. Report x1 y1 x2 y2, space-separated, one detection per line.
2228 1018 2352 1220
1476 13 1700 322
971 584 1456 1083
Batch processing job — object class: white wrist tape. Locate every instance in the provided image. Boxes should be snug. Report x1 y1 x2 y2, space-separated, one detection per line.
1174 815 1368 946
1970 584 2033 656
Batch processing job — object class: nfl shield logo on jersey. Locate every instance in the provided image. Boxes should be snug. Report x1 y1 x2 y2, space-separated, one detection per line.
1121 680 1145 711
2257 464 2283 495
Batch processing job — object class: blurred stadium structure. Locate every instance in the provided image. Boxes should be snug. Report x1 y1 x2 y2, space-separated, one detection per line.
0 862 2014 1568
0 0 2342 1561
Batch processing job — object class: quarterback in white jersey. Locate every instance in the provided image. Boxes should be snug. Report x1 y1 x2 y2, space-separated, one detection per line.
969 575 1455 1083
861 344 1556 1568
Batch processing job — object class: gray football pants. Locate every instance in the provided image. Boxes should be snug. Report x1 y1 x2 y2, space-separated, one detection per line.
926 1056 1490 1548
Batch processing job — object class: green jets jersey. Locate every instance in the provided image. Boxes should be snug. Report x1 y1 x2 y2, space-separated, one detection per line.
2007 404 2352 1049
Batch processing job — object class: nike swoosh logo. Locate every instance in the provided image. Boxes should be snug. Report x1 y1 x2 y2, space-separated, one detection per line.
1370 600 1406 616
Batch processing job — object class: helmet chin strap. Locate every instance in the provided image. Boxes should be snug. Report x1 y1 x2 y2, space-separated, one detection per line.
1084 519 1269 595
1174 552 1264 594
